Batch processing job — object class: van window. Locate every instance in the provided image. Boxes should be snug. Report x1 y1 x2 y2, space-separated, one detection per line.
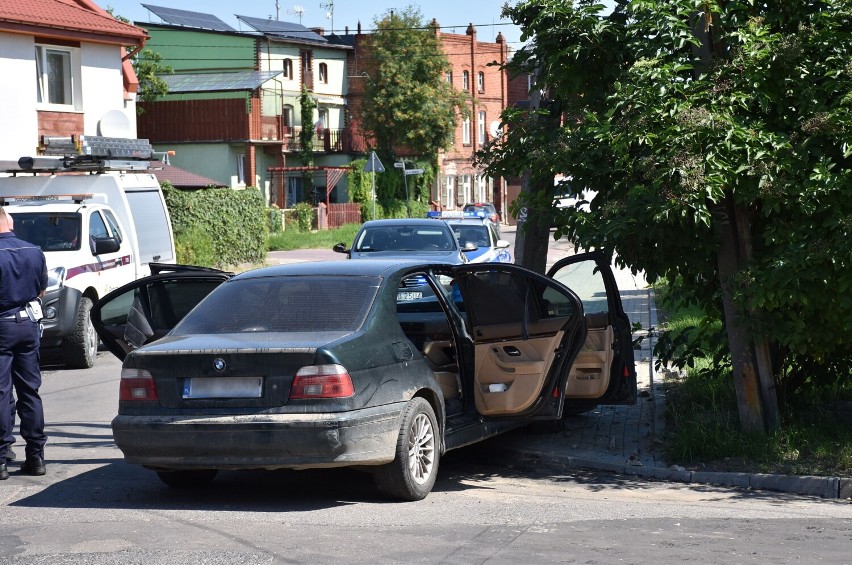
103 209 123 243
125 190 174 263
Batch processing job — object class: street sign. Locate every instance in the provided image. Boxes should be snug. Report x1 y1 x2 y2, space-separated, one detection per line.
394 162 405 169
364 151 385 173
404 168 424 175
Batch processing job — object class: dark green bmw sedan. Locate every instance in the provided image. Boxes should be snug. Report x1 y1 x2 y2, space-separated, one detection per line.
93 255 635 500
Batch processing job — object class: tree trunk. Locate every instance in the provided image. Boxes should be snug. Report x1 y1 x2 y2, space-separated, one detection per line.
513 82 554 274
712 192 766 433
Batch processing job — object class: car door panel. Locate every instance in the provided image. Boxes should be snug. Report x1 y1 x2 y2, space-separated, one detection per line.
473 331 564 415
547 253 637 405
451 264 585 420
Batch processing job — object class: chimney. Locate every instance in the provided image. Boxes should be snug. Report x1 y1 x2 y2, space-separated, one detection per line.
310 27 325 35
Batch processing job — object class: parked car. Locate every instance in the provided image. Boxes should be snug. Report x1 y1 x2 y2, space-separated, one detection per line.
92 254 636 500
333 218 474 264
426 211 511 264
462 203 501 231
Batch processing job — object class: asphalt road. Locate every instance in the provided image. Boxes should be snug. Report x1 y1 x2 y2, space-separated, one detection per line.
1 351 850 564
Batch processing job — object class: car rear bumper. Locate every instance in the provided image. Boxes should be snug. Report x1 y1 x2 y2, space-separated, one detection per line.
112 402 405 470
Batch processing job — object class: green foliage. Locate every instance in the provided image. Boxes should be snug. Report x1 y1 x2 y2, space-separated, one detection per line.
292 202 314 232
134 49 172 108
267 207 284 234
105 8 171 110
660 279 852 476
484 0 852 402
267 223 360 251
347 159 372 203
362 7 469 160
173 225 216 266
298 86 317 187
360 198 431 221
163 183 267 268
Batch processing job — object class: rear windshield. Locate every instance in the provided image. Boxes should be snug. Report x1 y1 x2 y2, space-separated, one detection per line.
173 275 380 334
354 225 456 252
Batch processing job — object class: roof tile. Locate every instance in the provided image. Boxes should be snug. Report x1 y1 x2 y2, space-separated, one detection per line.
0 0 147 43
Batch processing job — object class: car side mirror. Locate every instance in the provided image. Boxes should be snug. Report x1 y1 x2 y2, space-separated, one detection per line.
462 242 478 252
332 242 349 254
93 237 120 255
495 239 510 249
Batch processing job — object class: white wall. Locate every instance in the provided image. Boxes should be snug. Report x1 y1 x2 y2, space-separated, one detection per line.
0 33 135 161
80 42 137 138
0 33 39 159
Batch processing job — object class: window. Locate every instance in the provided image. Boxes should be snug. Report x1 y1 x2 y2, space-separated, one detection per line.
446 71 453 84
35 45 74 106
125 191 175 263
462 70 470 91
237 153 246 185
477 71 485 92
282 105 294 129
443 176 455 209
283 58 293 79
478 111 486 144
462 116 470 145
318 62 328 83
460 175 471 205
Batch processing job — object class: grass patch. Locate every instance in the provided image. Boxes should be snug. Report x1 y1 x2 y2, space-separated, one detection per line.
268 223 360 251
657 280 852 477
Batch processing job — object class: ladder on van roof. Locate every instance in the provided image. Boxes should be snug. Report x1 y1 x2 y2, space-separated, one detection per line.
1 135 169 174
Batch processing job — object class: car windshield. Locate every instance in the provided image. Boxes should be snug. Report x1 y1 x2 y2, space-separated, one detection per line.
173 275 380 334
11 212 82 251
354 226 456 252
450 224 490 247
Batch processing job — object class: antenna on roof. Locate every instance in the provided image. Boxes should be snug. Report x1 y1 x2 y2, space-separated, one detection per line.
274 1 280 20
288 4 304 24
320 1 333 32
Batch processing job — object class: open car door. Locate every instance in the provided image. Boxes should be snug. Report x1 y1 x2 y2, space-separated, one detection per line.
451 264 586 420
92 265 232 362
546 252 637 406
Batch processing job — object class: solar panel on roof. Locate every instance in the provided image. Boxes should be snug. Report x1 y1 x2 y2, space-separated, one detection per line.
142 4 237 32
160 71 283 93
235 14 327 43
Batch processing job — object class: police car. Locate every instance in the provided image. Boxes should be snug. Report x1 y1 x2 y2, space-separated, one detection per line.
426 210 512 263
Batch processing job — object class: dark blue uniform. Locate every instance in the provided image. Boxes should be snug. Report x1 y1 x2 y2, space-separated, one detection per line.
0 227 48 467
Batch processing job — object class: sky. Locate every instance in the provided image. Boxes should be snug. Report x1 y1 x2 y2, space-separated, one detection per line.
99 0 527 48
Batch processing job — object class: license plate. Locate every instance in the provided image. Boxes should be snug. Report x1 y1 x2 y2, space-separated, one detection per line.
397 291 423 301
182 377 263 399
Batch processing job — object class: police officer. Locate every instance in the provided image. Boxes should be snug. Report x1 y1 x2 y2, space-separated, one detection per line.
0 207 47 480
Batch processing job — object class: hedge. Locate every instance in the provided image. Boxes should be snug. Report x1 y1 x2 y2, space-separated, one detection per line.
162 182 268 268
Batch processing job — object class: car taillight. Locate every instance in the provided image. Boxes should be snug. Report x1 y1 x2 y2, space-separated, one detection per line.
290 364 355 399
119 368 158 401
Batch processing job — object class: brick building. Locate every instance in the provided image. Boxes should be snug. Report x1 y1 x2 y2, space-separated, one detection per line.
342 21 510 218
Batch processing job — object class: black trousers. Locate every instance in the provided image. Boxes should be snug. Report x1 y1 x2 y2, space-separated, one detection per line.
0 316 46 460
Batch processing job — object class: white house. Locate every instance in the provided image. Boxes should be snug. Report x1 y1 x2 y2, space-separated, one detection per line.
0 0 148 160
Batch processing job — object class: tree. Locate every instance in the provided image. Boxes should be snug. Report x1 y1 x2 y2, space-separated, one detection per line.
134 49 172 108
360 6 468 165
479 0 852 433
106 8 172 110
298 86 317 200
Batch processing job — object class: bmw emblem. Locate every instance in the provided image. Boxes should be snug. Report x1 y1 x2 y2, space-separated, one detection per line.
213 358 226 371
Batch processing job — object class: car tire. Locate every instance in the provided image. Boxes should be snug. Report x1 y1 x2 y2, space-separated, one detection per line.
62 296 98 369
156 469 218 488
374 397 440 501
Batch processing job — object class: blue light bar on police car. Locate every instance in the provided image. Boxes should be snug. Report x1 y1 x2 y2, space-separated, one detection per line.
426 210 487 219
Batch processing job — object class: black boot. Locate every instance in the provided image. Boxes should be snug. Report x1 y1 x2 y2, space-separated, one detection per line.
0 463 8 480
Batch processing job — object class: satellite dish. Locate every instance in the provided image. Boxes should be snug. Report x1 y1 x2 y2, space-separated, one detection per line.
98 110 132 138
489 120 502 138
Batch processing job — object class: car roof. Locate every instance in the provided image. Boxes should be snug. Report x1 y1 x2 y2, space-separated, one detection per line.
234 259 442 280
360 218 451 228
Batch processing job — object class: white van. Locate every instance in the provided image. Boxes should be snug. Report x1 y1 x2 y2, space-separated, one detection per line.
0 137 175 368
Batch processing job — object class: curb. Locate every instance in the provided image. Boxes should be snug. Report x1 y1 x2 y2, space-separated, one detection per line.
496 445 852 500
